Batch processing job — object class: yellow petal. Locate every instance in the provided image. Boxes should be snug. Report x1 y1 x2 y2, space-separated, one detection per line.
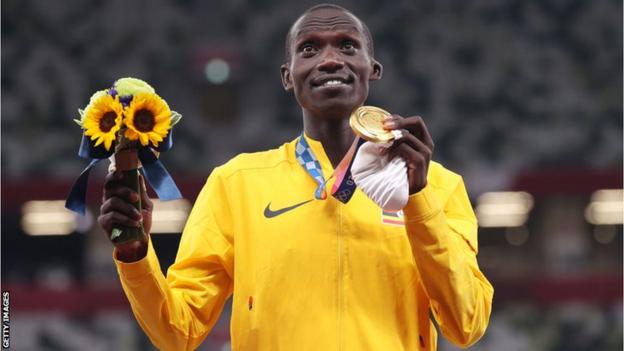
139 133 149 146
104 136 113 151
125 128 138 140
149 132 163 142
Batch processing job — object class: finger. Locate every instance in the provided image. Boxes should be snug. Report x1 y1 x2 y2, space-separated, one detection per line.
98 211 142 234
104 170 124 190
387 143 425 166
382 114 403 130
97 214 113 234
389 130 432 161
139 174 153 211
103 186 140 203
416 118 434 151
388 144 428 190
102 171 122 202
391 116 434 150
101 197 142 220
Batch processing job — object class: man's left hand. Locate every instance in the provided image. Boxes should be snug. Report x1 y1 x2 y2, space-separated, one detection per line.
383 115 434 194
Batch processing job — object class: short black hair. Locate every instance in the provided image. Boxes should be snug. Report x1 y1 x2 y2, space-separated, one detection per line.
284 4 374 63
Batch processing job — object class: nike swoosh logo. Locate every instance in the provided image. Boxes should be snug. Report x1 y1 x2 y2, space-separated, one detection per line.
264 199 313 218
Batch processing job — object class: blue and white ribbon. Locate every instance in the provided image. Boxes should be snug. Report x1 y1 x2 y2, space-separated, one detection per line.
295 133 364 203
295 133 328 200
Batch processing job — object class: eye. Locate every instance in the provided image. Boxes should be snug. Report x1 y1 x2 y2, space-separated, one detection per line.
341 40 356 51
299 43 317 56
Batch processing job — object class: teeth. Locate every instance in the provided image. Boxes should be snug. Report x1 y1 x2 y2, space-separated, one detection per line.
323 80 343 86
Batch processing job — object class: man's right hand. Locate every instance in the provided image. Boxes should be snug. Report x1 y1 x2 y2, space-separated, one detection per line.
98 170 153 262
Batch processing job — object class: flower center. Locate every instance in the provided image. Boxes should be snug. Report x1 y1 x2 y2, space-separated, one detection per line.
134 109 155 132
99 112 117 132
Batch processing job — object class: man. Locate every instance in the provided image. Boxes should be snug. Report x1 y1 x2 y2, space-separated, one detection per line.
99 4 493 350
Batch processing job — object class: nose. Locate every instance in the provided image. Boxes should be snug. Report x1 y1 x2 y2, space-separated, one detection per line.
317 49 344 72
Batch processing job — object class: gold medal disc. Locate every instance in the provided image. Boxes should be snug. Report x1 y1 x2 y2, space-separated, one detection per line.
349 106 394 143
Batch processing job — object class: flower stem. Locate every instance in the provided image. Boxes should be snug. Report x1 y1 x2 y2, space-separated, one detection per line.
110 127 146 244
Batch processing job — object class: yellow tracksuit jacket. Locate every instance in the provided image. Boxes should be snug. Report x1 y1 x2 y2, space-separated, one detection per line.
115 135 493 350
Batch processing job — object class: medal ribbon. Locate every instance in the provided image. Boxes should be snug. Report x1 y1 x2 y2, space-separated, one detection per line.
295 133 365 203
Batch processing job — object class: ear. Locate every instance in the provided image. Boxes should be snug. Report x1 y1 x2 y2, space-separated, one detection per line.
280 64 294 91
369 59 383 81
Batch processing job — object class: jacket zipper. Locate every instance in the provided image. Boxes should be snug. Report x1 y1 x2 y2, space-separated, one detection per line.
337 204 343 351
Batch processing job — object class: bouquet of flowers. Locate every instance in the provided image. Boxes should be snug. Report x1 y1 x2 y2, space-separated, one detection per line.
66 77 182 244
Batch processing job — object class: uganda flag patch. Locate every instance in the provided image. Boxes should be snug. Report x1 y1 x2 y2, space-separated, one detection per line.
381 210 405 226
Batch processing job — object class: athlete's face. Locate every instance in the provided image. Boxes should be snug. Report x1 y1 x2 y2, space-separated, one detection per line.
281 8 382 118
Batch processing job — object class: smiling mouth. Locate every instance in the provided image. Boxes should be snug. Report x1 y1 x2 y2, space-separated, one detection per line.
321 79 348 87
312 76 354 89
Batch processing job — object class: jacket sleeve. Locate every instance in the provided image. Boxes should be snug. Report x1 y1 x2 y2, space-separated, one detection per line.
114 167 234 351
403 175 493 348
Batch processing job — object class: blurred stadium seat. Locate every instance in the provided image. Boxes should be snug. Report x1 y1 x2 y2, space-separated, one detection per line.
2 0 621 350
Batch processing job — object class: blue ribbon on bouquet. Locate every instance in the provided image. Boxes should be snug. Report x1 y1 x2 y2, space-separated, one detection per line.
65 130 182 215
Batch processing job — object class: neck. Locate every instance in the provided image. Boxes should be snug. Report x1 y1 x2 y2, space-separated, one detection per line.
303 111 355 168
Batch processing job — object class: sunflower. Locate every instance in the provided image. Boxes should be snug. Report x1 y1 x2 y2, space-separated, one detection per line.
82 92 123 151
123 92 171 147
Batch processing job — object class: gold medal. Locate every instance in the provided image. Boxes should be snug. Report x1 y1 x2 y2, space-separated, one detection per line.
349 106 394 143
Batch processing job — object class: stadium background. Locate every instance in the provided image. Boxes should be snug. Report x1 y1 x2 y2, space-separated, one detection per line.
1 0 622 350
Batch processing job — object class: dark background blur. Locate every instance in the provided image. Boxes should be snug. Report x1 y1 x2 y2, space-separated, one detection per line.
1 0 622 350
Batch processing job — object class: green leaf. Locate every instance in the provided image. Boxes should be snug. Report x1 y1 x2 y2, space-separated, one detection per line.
170 111 182 126
74 109 85 127
110 227 123 241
